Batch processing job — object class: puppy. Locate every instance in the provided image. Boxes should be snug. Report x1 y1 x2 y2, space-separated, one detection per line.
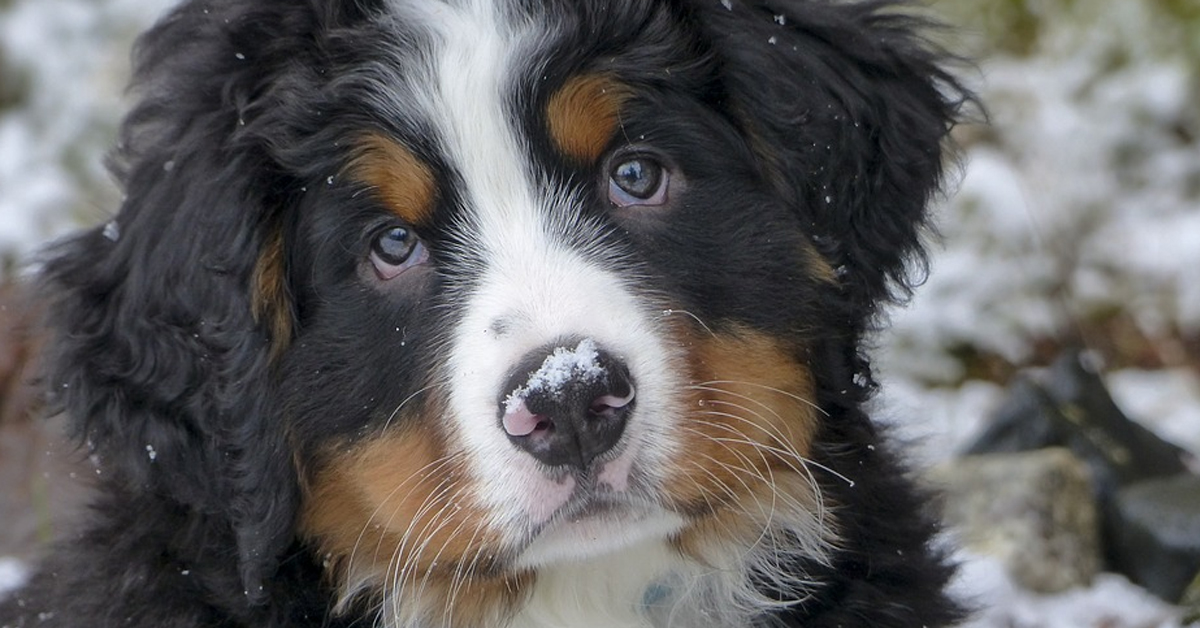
0 0 971 626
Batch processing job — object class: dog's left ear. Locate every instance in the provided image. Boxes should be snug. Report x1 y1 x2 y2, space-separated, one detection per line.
698 0 972 315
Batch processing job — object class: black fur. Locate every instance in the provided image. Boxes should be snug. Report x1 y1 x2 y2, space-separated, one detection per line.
1 1 973 626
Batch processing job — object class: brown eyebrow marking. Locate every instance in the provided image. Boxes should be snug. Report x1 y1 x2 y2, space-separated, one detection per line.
545 74 631 164
346 133 437 226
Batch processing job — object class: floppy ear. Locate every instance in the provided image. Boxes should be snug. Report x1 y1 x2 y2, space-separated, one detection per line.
36 0 356 603
700 0 971 316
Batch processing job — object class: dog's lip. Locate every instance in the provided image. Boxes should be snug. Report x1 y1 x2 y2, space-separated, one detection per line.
526 488 657 536
555 495 629 522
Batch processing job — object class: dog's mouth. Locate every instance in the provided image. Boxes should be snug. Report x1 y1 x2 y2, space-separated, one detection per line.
512 490 684 569
503 464 685 570
538 481 640 526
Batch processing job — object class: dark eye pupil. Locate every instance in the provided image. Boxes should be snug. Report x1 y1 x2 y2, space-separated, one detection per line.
612 158 661 199
373 226 416 265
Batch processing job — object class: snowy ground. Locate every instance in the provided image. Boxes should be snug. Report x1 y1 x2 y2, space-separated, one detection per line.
0 0 176 265
954 553 1191 628
0 559 24 596
2 0 1198 625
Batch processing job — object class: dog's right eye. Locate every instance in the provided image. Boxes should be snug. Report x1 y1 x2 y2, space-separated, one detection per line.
369 225 427 280
608 156 669 208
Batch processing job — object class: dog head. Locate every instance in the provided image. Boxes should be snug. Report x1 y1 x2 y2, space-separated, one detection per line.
42 0 967 624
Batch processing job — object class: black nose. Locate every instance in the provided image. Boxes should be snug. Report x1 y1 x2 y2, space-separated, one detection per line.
499 338 635 469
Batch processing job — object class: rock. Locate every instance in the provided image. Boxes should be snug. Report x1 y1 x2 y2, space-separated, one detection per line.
1183 570 1200 624
965 351 1190 502
1109 474 1200 603
930 447 1101 593
964 351 1200 602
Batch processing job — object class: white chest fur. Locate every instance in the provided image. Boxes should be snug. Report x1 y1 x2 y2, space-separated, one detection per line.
508 540 740 628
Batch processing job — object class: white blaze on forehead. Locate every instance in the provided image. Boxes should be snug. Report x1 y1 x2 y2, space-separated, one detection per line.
399 0 543 246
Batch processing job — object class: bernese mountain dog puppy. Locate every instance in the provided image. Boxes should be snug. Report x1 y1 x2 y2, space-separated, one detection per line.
0 0 972 626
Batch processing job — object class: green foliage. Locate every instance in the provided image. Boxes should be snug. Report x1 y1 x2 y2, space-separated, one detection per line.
933 0 1200 64
0 51 30 112
1155 0 1200 60
928 0 1045 56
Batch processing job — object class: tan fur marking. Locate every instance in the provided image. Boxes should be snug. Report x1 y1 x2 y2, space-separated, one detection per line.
664 328 821 514
662 328 829 564
347 133 436 226
300 424 526 624
251 229 293 356
546 74 630 163
672 481 794 558
804 242 839 284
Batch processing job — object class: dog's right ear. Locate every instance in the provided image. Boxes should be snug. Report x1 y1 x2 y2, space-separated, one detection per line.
35 0 385 604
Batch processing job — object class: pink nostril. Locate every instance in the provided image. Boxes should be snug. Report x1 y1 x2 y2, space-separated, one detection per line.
590 385 636 414
502 398 549 437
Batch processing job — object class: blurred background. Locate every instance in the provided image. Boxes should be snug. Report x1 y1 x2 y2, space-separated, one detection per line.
1 0 1198 625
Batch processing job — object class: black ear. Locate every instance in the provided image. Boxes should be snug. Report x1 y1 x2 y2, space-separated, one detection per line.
36 0 342 603
700 0 972 317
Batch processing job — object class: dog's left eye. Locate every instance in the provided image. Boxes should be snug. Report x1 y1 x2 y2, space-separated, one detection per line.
608 156 669 207
369 226 428 280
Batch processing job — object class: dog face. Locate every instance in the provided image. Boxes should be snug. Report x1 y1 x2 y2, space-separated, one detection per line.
284 0 836 571
39 0 967 626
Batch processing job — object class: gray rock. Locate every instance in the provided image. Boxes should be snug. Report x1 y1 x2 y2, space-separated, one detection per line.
930 447 1101 593
965 351 1190 501
1110 474 1200 603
